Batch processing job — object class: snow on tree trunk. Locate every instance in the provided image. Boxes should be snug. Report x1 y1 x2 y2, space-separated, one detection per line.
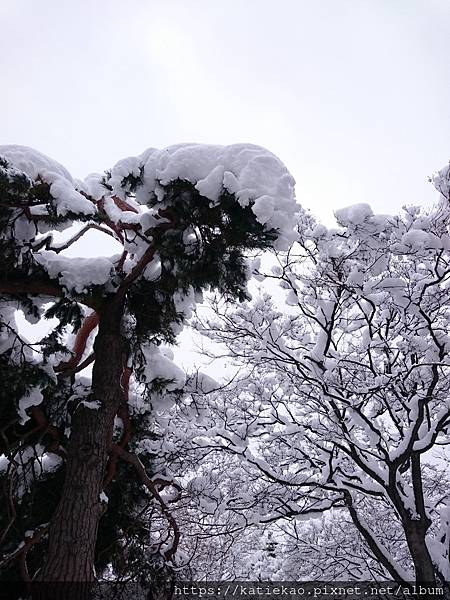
38 301 124 591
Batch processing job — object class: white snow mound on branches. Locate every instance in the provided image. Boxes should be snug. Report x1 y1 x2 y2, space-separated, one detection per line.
141 343 186 391
97 143 299 250
334 203 373 226
1 143 300 249
0 144 73 181
431 162 450 201
0 144 96 216
35 251 115 293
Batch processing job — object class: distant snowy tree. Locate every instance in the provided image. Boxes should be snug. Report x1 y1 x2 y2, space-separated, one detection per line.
189 167 450 587
0 144 298 599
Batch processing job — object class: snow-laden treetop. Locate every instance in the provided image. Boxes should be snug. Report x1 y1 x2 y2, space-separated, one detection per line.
431 161 450 202
0 141 303 369
0 143 299 250
93 143 297 244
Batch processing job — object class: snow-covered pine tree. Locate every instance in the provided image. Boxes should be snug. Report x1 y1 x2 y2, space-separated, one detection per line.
0 144 298 598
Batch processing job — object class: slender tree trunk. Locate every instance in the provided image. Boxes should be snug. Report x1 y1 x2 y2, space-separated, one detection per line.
343 491 407 584
35 299 125 599
405 453 436 584
404 520 436 584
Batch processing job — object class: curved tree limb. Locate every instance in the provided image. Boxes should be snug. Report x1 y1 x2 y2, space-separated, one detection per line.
55 311 99 374
112 446 181 561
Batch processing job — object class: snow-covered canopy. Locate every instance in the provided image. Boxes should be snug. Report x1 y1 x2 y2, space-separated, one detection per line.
1 143 299 251
85 143 299 250
0 144 96 216
432 161 450 202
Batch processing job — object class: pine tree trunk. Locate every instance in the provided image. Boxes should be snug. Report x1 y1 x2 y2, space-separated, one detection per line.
36 300 125 599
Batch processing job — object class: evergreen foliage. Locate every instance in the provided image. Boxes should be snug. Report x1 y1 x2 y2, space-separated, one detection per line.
0 144 295 596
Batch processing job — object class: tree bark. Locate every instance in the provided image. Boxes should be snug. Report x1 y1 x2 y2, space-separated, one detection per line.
36 299 125 599
404 520 436 584
405 452 436 584
343 490 408 584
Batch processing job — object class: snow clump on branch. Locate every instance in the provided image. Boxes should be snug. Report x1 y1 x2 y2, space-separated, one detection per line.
0 144 96 216
87 143 299 250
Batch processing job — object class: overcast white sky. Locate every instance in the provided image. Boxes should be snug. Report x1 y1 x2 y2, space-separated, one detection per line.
2 0 449 224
